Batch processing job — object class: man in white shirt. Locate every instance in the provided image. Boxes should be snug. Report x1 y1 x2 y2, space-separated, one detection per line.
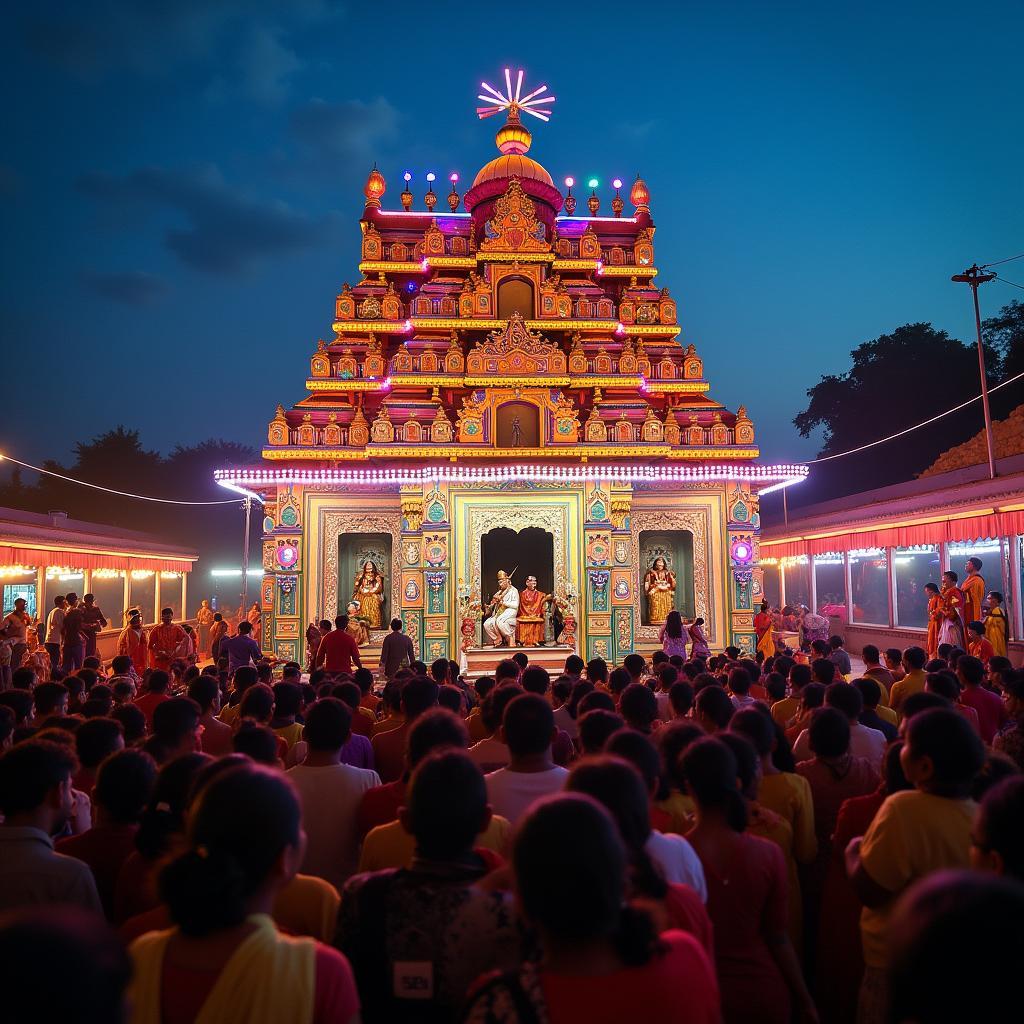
287 696 380 890
485 693 568 826
483 570 519 647
0 738 102 913
792 681 887 770
43 596 66 676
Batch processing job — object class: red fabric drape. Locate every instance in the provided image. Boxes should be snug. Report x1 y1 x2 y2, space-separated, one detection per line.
0 545 193 573
762 510 1024 559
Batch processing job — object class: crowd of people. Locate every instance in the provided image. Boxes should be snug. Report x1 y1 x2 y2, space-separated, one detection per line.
1 613 1022 1023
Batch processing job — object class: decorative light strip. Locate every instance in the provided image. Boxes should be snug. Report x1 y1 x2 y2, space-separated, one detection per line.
598 266 658 277
377 210 472 218
216 463 808 488
358 261 428 274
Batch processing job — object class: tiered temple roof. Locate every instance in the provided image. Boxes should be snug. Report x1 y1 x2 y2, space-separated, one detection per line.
263 101 758 466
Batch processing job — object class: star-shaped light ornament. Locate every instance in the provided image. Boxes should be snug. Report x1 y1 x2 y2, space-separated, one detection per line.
476 68 556 122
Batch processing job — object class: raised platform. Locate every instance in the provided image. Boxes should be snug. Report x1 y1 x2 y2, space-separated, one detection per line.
463 644 575 680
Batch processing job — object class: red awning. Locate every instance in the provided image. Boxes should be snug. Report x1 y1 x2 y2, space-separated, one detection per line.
763 509 1024 559
0 544 194 574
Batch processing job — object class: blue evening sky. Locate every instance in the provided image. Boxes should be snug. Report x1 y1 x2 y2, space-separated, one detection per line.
2 0 1021 469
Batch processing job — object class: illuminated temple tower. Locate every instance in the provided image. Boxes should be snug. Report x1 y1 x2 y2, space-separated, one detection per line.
216 72 804 669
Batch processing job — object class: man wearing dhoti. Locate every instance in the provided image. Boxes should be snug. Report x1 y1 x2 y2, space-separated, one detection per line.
483 570 519 647
516 576 551 646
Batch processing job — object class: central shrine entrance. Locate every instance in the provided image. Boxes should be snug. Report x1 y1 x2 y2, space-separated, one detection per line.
480 526 554 602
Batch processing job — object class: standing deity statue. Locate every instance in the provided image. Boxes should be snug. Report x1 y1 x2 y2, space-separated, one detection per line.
516 575 552 646
483 569 520 647
644 557 676 625
511 416 522 447
351 561 385 630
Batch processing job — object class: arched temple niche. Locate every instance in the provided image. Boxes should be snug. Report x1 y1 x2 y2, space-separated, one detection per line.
495 400 540 448
497 277 535 319
638 530 695 625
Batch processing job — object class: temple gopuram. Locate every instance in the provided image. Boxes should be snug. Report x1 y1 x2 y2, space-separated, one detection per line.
216 71 806 672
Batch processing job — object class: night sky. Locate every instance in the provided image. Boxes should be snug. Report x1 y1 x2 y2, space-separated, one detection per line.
2 1 1022 473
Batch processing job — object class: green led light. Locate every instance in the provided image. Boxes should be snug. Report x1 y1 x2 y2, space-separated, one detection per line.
587 178 599 189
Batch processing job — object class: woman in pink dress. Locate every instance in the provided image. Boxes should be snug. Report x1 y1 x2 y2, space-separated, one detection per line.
689 617 711 659
659 609 690 659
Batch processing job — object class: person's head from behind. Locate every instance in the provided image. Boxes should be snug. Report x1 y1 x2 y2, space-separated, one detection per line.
619 682 658 733
902 708 984 798
623 653 646 681
232 723 280 765
159 764 303 937
33 681 68 719
430 658 449 684
401 749 490 860
680 737 748 832
811 658 836 686
147 670 170 695
956 654 984 689
694 684 733 733
663 609 684 639
925 671 961 702
564 654 585 677
271 682 302 722
151 698 202 759
400 676 439 722
824 681 863 722
727 668 751 697
971 776 1024 880
862 644 881 667
888 870 1024 1024
655 719 705 794
501 692 554 759
111 703 147 746
808 706 850 759
187 674 220 716
0 907 131 1024
495 659 520 685
520 665 551 697
668 680 694 718
605 727 667 801
240 683 274 724
76 716 125 770
480 683 522 736
586 657 608 685
730 705 776 762
577 690 616 718
512 651 529 673
237 620 253 635
719 731 761 799
302 697 352 753
94 748 158 825
853 676 882 711
390 618 403 632
789 662 812 693
406 708 470 771
578 709 625 755
0 739 77 830
903 645 927 672
514 793 658 965
567 755 656 858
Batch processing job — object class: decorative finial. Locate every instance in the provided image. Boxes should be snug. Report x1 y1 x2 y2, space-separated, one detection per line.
401 171 413 212
630 173 650 212
587 177 600 216
476 68 555 122
611 178 624 218
364 164 386 208
447 173 460 212
425 172 437 213
563 176 576 215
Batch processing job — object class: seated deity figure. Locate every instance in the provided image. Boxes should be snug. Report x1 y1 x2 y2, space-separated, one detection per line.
516 575 552 646
483 570 520 647
351 561 385 629
644 557 676 625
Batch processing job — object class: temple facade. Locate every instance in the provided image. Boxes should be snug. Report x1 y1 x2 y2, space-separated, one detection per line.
216 76 804 667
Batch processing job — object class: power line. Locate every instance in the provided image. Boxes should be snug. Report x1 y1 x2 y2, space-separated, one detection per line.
982 253 1024 269
0 452 241 506
994 275 1024 291
807 369 1024 465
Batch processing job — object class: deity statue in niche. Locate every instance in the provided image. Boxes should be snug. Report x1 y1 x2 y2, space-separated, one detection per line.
643 557 676 625
351 561 386 629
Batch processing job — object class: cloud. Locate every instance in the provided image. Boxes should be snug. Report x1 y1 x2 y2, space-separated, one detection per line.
81 270 171 305
289 96 400 162
78 164 329 275
206 26 303 104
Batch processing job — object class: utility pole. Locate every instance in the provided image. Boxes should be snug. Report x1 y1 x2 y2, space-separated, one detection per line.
951 264 997 479
240 496 252 616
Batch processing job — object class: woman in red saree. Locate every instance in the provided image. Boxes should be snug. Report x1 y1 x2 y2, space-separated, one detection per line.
754 602 775 661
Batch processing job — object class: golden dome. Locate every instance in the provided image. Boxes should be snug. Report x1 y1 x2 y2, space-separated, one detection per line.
472 153 554 188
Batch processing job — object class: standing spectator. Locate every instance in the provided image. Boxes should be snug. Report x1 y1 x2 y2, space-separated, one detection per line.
847 709 984 1022
116 609 149 676
147 607 187 672
338 750 521 1022
43 595 66 674
378 617 415 679
316 615 362 674
208 612 227 662
219 620 263 674
194 598 215 658
187 674 233 757
993 671 1024 769
61 593 87 672
127 763 360 1023
485 693 569 826
287 698 380 889
0 739 102 912
2 597 30 672
80 594 108 660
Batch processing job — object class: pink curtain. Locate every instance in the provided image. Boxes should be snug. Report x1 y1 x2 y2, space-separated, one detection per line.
0 545 193 573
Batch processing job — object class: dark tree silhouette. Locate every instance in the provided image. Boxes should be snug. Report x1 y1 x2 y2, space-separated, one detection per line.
792 323 1000 504
984 299 1024 417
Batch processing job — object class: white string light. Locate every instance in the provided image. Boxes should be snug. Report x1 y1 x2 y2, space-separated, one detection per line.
0 451 240 506
807 369 1024 465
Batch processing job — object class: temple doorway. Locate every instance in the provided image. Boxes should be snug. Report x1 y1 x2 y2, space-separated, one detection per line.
480 526 554 606
495 401 540 448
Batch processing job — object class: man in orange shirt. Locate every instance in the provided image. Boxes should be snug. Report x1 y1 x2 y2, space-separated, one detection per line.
966 621 994 666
